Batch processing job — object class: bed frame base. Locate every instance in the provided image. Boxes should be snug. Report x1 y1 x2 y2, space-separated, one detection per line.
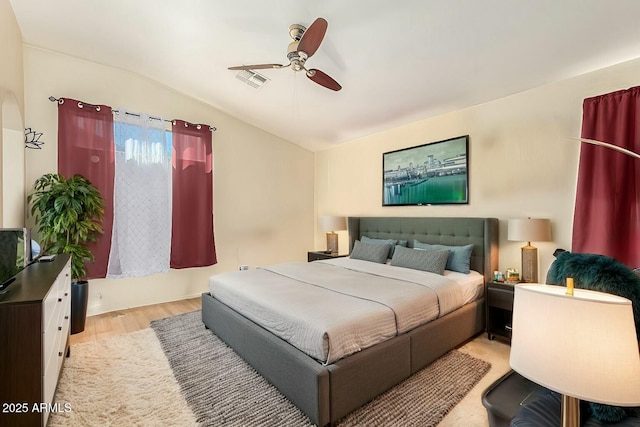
202 292 484 426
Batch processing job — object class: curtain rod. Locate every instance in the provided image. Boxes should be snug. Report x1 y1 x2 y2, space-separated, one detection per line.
48 96 217 131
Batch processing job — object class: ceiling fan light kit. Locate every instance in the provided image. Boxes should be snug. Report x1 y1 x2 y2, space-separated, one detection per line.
229 17 341 91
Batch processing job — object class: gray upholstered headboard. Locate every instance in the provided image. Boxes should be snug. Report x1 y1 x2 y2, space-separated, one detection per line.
347 217 499 283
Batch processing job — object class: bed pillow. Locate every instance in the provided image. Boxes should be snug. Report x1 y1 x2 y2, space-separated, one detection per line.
390 245 450 275
361 236 407 257
413 240 474 274
350 240 392 264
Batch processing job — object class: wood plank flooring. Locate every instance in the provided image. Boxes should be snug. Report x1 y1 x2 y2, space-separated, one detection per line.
69 297 201 345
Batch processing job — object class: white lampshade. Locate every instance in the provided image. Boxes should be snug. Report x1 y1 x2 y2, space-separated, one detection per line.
318 216 346 232
507 218 552 243
510 284 640 406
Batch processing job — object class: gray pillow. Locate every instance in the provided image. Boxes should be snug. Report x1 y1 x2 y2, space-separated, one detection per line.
350 240 392 264
361 236 406 257
390 245 450 275
413 240 474 274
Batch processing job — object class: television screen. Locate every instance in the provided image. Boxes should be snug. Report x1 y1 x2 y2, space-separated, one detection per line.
383 135 469 206
0 228 31 291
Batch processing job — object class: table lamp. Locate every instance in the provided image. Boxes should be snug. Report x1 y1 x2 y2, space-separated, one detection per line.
318 216 346 254
507 218 551 282
510 283 640 427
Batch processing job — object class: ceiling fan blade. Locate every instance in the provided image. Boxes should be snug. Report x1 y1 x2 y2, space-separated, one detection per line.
298 18 328 58
307 69 341 91
228 64 284 71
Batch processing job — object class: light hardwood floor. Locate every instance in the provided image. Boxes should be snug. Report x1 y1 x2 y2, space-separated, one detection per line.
69 297 201 346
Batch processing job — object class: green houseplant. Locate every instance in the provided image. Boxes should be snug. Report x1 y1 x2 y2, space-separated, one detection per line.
28 173 105 333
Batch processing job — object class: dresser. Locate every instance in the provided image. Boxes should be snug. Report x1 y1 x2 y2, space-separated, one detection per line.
0 254 72 426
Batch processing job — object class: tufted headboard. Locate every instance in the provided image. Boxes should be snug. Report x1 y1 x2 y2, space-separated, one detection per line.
347 216 499 283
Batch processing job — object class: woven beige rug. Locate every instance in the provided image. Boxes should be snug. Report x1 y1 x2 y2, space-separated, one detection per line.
51 310 490 426
49 328 196 426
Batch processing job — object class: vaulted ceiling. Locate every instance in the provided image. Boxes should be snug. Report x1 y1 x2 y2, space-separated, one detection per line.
10 0 640 151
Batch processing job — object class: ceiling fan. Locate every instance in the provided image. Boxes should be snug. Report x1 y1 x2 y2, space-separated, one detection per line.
228 17 342 92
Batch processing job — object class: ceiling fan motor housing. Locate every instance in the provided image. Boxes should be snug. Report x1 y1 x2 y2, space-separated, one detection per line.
288 24 306 41
287 41 307 71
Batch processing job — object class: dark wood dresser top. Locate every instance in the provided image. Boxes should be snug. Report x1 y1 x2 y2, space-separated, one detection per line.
0 254 71 305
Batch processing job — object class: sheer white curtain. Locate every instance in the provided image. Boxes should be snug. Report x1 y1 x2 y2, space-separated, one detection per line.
107 111 172 278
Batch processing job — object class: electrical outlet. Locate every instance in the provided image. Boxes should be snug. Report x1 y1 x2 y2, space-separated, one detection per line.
239 265 249 271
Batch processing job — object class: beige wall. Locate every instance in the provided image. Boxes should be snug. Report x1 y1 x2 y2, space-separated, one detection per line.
2 124 25 226
315 57 640 278
0 0 24 115
23 46 315 315
0 0 26 227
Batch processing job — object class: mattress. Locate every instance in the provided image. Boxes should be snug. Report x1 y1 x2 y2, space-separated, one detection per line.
444 269 485 304
208 258 479 364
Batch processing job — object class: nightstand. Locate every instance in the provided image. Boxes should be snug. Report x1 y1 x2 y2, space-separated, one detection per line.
307 251 347 262
486 281 516 342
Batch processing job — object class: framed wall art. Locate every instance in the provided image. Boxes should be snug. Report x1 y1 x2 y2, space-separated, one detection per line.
383 135 469 206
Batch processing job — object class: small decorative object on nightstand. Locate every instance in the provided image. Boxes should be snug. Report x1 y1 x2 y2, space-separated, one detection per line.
307 251 347 262
486 281 515 342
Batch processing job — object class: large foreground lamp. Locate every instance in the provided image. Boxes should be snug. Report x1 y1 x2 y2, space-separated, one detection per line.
318 216 346 254
510 284 640 427
507 218 551 282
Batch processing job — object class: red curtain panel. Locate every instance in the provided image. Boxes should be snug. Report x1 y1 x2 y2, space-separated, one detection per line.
57 98 115 279
572 86 640 267
170 120 217 268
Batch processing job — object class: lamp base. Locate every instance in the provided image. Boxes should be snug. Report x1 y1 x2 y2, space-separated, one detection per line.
561 394 580 427
521 244 538 282
326 232 338 255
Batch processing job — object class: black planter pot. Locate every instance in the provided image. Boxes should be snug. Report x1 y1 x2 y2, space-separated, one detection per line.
71 280 89 334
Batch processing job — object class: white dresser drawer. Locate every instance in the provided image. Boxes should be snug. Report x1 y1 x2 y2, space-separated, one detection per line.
42 280 59 330
43 325 63 404
57 309 70 372
42 257 72 408
42 289 62 369
43 348 59 427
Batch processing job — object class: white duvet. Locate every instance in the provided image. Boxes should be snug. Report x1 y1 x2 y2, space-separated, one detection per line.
208 258 478 364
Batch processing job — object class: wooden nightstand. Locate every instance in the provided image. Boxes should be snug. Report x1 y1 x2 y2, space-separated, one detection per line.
486 281 516 343
307 251 347 262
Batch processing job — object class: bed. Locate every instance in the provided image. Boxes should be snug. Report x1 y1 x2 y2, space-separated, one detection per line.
202 216 499 426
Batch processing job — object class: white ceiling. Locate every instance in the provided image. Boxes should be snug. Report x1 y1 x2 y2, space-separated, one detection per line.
9 0 640 151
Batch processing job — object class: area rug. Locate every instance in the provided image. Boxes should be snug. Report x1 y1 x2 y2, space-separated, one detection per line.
152 310 492 427
48 328 197 427
48 311 490 426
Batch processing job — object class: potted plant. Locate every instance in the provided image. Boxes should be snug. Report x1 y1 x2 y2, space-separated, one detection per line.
28 173 105 334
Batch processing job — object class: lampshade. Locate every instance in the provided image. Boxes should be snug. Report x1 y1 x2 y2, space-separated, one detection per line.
507 218 552 242
510 284 640 406
318 216 346 232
